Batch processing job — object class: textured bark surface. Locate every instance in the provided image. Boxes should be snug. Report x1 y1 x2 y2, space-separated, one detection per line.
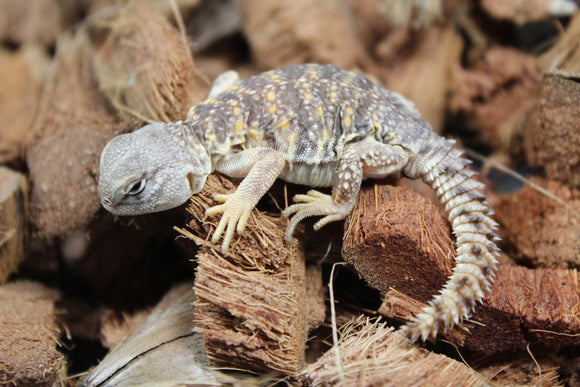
240 0 370 70
0 281 63 386
347 183 580 353
183 174 309 375
495 178 580 268
303 318 489 387
526 75 580 188
0 167 27 283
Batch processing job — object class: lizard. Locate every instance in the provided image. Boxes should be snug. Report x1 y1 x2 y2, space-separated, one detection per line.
98 63 500 342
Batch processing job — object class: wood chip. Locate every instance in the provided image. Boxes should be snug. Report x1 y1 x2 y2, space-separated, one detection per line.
0 281 63 386
181 174 308 374
0 167 27 283
302 317 489 386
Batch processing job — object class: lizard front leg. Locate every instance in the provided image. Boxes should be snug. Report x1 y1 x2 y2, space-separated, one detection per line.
282 140 409 242
207 148 286 254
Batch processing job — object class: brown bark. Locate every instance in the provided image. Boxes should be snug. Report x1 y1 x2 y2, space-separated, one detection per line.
0 167 27 283
345 183 580 353
180 174 310 374
0 281 63 386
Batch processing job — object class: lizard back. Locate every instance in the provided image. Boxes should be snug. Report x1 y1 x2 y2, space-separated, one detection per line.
187 64 429 186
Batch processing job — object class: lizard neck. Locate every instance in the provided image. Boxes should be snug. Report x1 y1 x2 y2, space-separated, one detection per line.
166 120 213 176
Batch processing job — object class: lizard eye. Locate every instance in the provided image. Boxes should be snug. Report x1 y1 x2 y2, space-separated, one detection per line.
125 178 147 196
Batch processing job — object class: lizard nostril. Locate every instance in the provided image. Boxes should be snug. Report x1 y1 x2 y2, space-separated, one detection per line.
102 198 112 206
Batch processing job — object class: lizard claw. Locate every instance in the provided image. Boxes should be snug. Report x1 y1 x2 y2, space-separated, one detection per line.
281 190 350 243
205 193 253 254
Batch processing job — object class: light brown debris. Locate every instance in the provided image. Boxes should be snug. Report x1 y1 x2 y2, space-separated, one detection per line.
450 46 540 151
302 317 489 386
240 0 369 70
380 25 463 133
182 174 308 374
495 178 580 268
0 45 49 163
0 281 63 386
93 0 209 123
0 168 27 283
0 0 80 46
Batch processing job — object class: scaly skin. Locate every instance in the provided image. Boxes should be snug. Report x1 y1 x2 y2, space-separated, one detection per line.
98 64 499 342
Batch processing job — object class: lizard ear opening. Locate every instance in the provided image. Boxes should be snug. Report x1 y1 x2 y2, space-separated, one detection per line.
186 172 195 192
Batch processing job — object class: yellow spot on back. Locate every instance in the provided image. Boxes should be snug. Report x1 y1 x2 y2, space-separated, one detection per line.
249 129 260 139
304 92 312 100
277 120 290 130
308 70 317 76
330 91 337 102
322 129 329 141
233 107 242 115
344 116 352 126
235 120 244 132
372 114 378 121
268 104 277 113
317 106 324 117
267 90 276 101
207 134 216 143
345 107 353 115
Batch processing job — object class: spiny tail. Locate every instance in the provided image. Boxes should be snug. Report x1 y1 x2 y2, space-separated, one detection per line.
401 139 500 342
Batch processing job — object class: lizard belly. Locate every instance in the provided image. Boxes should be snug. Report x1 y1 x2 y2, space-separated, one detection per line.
280 161 337 187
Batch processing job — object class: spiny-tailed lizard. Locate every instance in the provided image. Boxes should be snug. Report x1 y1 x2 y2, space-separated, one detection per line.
98 64 499 342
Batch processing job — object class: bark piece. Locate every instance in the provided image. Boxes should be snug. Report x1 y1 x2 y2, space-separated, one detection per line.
343 184 455 303
450 46 540 151
302 318 489 386
0 281 63 386
240 0 369 70
0 0 80 46
480 265 580 350
181 174 307 375
379 25 463 133
495 178 580 268
525 74 580 188
0 168 27 283
306 265 326 331
346 183 580 353
82 283 225 386
26 31 125 237
93 0 209 124
477 354 561 387
0 45 49 163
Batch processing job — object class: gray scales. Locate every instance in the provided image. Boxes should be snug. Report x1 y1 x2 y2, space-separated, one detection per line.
98 64 500 342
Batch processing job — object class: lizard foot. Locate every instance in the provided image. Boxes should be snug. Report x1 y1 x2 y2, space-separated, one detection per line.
282 190 350 243
205 193 253 254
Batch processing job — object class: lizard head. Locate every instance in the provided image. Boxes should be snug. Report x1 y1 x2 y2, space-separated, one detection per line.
98 122 211 215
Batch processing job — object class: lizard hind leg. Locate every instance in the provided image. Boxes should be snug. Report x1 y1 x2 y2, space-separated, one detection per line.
282 141 409 242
